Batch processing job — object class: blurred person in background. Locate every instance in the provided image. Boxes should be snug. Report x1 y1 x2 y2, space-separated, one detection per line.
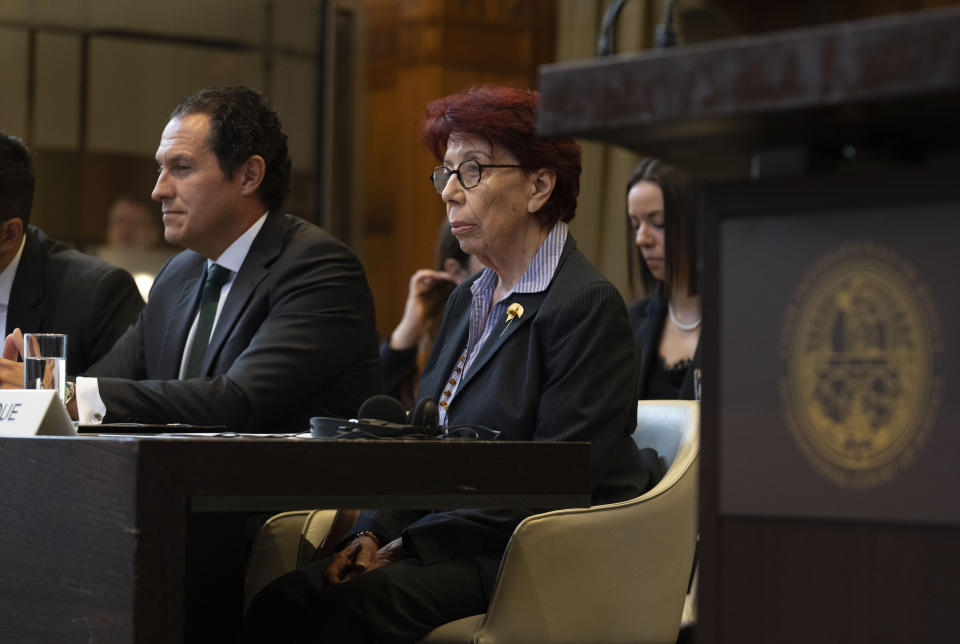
626 157 701 400
381 222 481 407
91 194 176 299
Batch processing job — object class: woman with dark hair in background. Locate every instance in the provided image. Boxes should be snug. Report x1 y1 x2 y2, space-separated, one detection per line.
382 222 481 408
627 158 701 400
245 85 659 643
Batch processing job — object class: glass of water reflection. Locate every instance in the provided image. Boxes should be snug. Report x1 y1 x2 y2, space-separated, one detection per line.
23 333 68 404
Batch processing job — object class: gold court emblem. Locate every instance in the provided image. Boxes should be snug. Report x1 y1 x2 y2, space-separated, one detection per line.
780 243 943 489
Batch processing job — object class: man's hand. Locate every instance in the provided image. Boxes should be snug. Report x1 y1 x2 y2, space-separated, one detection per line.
388 270 456 350
2 328 23 361
0 329 25 389
324 535 407 586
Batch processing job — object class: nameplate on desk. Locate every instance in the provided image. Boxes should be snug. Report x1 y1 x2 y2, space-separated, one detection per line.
0 390 76 437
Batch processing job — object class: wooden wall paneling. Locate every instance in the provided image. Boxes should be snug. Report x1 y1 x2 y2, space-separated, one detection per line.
33 33 81 151
85 0 266 44
86 40 262 156
360 0 555 340
76 151 160 245
271 56 317 177
393 62 448 336
0 27 28 140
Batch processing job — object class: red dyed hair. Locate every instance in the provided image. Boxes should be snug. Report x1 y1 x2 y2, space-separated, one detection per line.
421 85 582 225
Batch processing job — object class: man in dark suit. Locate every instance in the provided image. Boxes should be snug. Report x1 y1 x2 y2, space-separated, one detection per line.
69 86 382 432
0 133 143 386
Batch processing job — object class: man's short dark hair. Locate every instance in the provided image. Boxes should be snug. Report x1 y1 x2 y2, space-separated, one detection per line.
0 133 34 226
170 86 292 212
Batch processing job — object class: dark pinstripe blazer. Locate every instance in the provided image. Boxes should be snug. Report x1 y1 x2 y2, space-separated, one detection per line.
355 235 656 565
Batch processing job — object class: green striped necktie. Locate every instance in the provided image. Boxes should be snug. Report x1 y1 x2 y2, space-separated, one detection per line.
184 263 231 379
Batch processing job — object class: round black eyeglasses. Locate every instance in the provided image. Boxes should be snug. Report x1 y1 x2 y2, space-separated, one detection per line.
429 159 526 194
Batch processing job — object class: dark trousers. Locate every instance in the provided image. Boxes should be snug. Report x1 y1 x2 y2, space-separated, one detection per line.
243 554 500 643
185 512 258 643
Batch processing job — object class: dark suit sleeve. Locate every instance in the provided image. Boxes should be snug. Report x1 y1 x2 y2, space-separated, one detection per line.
353 509 429 545
85 306 149 380
88 239 379 432
401 280 640 564
380 339 417 401
80 266 144 371
11 228 144 376
84 255 175 381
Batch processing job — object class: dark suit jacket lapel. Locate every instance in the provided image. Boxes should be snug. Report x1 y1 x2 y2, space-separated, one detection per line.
418 292 470 402
200 213 284 375
6 230 44 336
679 337 702 399
453 237 574 398
156 254 205 378
455 290 545 395
635 287 666 398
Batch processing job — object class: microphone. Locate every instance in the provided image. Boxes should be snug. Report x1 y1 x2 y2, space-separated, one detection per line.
654 0 677 49
596 0 630 57
596 0 677 57
357 394 407 425
410 397 439 433
309 395 440 439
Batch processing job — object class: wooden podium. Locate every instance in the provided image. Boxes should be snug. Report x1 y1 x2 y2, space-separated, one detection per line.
539 7 960 643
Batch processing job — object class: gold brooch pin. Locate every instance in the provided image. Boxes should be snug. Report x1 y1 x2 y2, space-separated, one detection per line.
500 303 524 337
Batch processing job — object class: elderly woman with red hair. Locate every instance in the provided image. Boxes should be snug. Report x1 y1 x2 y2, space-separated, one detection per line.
244 86 660 643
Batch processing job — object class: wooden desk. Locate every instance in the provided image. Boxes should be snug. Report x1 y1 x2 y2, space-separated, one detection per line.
0 436 590 643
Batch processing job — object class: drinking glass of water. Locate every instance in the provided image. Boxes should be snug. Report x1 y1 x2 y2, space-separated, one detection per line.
23 333 67 404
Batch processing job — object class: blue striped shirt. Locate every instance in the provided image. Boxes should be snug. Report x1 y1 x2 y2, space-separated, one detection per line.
437 221 568 426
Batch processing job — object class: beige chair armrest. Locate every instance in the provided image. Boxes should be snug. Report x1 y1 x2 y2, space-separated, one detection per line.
420 615 485 643
419 400 701 644
470 452 698 644
243 508 361 613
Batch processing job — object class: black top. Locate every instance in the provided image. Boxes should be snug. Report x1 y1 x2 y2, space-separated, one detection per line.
629 284 701 401
645 355 694 400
